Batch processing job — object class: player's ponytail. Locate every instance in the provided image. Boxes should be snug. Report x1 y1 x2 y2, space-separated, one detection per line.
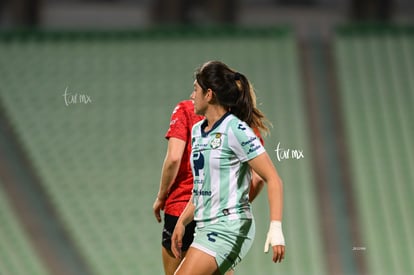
195 61 270 134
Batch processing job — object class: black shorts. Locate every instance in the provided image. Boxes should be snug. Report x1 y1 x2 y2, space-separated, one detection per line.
162 213 196 252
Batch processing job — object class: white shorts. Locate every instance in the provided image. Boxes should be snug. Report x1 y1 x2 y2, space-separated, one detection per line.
191 218 255 274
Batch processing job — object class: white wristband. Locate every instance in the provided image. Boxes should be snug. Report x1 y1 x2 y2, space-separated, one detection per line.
264 221 285 253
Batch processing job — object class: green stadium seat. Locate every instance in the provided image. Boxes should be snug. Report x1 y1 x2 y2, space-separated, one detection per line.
0 183 49 275
334 25 414 275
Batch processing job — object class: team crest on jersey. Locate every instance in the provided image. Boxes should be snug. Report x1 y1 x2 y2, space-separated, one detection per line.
210 133 222 149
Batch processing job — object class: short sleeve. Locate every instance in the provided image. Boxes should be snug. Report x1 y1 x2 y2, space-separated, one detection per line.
165 102 189 141
228 120 266 162
253 127 264 145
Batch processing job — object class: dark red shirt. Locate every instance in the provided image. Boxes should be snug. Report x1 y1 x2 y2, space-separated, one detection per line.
164 100 203 216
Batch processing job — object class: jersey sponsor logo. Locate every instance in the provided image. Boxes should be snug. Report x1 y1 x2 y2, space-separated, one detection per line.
207 232 218 242
193 142 209 150
192 152 204 177
210 133 222 149
241 136 261 155
194 179 204 184
237 123 246 131
241 136 257 146
170 118 178 125
247 144 261 154
193 189 212 196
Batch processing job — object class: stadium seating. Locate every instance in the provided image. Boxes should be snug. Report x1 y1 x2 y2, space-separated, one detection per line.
0 182 48 275
0 27 325 274
334 25 414 275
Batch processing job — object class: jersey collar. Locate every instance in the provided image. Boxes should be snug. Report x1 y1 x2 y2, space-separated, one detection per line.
201 112 231 137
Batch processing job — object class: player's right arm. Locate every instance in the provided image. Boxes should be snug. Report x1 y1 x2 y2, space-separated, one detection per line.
171 198 195 259
153 137 186 223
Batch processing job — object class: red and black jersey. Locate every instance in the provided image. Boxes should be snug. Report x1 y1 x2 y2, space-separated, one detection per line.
164 100 203 216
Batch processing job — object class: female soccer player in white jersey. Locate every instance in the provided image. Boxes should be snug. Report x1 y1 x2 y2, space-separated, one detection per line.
171 61 285 275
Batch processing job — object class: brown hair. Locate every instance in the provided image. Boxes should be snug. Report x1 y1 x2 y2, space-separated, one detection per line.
195 60 270 134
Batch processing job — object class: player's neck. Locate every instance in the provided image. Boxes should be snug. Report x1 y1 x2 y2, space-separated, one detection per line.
204 106 227 132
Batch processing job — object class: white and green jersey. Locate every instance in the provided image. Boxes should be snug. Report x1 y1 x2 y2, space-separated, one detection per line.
190 113 265 227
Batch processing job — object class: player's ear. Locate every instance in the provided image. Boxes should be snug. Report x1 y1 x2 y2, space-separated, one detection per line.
206 88 216 103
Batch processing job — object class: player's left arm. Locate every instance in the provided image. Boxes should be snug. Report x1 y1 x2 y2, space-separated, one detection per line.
248 153 285 263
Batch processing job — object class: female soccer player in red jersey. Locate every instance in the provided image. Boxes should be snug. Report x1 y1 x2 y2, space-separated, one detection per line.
153 99 203 275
